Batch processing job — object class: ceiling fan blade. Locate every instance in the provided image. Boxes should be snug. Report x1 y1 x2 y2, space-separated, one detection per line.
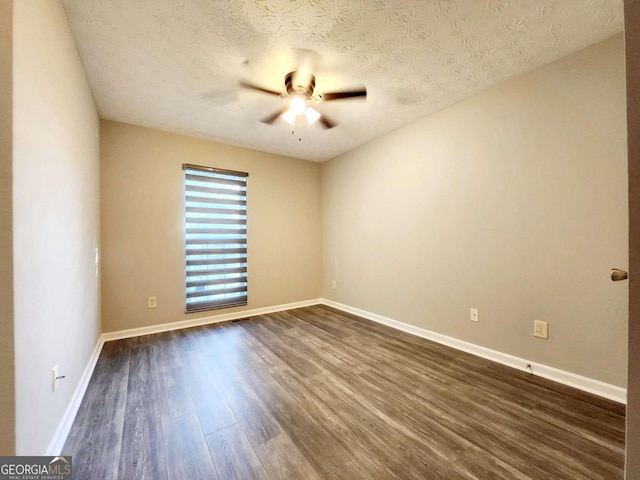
261 107 288 125
239 81 282 97
321 89 367 101
319 114 337 129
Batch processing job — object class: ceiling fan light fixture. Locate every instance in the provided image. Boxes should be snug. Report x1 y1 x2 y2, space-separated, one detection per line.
281 95 310 125
281 109 298 126
304 106 321 125
289 95 307 115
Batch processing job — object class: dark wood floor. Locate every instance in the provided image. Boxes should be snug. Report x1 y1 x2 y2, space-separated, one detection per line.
63 305 626 479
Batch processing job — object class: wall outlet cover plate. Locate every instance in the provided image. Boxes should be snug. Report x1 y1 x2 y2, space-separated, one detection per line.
534 320 549 339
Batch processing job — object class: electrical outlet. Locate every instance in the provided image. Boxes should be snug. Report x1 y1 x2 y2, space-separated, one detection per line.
147 296 157 309
470 308 479 322
331 280 337 290
534 320 549 339
52 365 66 392
52 365 59 392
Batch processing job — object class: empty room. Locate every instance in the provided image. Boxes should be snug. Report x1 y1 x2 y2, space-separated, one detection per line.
2 0 640 479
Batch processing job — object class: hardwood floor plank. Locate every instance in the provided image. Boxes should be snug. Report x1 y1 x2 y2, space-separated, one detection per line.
118 343 169 480
194 326 284 446
229 336 355 476
152 332 195 419
241 319 323 377
322 456 402 480
166 412 219 480
293 306 358 338
176 330 238 435
205 424 269 480
239 373 352 477
253 433 322 480
251 311 299 332
453 445 534 480
290 368 473 479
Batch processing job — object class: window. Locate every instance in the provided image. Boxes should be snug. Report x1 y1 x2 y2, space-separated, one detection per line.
183 164 248 313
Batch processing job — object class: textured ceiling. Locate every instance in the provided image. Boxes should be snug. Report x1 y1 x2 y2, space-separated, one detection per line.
62 0 623 162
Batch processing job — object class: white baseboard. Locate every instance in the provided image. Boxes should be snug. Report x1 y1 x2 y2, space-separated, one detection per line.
102 298 323 342
321 299 627 404
46 336 105 455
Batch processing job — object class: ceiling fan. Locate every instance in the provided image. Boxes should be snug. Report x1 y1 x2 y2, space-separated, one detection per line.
240 71 366 129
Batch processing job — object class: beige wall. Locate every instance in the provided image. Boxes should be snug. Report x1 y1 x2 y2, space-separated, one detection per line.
100 121 322 332
626 0 640 475
322 35 628 387
13 0 100 454
0 0 14 455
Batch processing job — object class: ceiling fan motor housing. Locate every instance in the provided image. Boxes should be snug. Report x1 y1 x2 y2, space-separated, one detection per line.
285 71 316 98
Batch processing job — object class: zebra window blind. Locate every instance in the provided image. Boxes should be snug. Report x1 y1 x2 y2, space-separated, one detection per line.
183 164 248 313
